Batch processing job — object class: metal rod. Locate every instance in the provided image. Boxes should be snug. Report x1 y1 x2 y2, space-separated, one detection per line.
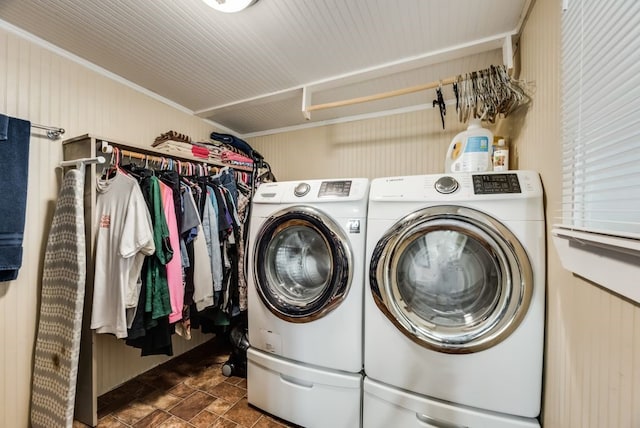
60 156 106 169
32 123 66 140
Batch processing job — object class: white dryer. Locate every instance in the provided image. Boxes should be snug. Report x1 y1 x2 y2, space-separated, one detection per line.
247 178 368 428
363 171 545 428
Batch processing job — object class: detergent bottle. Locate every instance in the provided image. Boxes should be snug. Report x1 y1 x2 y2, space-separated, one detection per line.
445 119 494 173
492 138 510 171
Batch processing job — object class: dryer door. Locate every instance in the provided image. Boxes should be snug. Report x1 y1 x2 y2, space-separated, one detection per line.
254 205 353 323
370 205 533 354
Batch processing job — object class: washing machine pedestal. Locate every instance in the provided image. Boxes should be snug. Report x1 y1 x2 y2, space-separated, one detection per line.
248 348 362 428
363 377 540 428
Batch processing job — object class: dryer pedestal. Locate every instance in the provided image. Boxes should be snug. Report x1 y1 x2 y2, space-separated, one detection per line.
363 377 540 428
248 348 362 428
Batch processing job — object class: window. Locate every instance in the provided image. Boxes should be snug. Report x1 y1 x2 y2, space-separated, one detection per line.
554 0 640 302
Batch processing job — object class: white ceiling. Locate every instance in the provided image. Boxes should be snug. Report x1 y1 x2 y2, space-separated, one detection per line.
0 0 531 136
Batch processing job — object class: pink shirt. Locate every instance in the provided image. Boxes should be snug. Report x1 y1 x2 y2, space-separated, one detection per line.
159 181 184 323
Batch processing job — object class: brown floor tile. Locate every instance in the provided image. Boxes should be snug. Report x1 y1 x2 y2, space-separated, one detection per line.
156 416 192 428
98 400 125 420
169 390 216 421
185 370 227 391
133 409 172 427
96 415 131 428
141 390 183 410
206 398 236 416
224 376 245 386
253 415 292 428
190 410 219 427
167 382 196 398
222 398 263 427
206 381 246 403
113 401 157 425
154 370 190 390
210 417 238 428
76 341 301 428
103 379 156 406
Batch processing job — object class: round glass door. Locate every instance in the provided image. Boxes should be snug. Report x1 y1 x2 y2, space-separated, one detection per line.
370 205 533 353
254 206 353 322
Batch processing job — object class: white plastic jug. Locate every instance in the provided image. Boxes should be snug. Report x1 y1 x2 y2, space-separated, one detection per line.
445 119 494 173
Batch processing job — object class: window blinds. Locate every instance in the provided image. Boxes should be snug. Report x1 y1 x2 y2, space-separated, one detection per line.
561 0 640 238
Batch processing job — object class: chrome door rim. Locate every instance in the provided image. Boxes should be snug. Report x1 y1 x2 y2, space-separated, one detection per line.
254 205 353 323
370 205 533 353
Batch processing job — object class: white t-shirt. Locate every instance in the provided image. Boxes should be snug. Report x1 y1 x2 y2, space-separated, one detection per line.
91 170 155 338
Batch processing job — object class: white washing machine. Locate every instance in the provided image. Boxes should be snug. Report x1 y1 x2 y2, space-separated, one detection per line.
363 171 545 427
247 178 369 428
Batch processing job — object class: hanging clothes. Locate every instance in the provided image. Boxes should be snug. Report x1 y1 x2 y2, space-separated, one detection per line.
0 114 31 282
143 176 172 320
91 170 155 339
190 196 216 312
90 145 260 355
124 173 174 356
235 188 251 311
203 186 223 293
159 180 184 324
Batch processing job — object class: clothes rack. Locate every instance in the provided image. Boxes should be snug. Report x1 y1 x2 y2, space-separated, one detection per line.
61 134 257 426
100 140 254 173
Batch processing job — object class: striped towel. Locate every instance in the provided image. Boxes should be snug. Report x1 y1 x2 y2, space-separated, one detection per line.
30 168 86 428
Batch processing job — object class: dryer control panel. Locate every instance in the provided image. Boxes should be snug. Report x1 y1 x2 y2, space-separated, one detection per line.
318 180 352 197
472 173 521 194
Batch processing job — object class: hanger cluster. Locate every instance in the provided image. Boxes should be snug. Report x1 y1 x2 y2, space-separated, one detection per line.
455 65 530 124
431 65 530 129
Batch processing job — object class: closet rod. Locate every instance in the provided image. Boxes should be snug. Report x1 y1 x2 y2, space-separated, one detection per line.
60 156 106 169
305 76 458 113
100 141 253 172
32 123 65 140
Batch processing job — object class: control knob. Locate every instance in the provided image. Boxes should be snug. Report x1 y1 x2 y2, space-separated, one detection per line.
294 182 311 197
434 176 459 194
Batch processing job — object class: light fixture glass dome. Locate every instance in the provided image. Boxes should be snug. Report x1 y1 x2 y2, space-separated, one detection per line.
202 0 259 13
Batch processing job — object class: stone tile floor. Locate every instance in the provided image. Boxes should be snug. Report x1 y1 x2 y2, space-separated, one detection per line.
73 339 297 428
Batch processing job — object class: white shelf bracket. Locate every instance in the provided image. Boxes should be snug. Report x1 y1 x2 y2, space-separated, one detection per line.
502 35 514 70
301 86 312 120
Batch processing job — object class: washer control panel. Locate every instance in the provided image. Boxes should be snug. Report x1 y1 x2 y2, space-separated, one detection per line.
472 173 521 194
294 182 311 197
318 180 352 197
434 176 459 194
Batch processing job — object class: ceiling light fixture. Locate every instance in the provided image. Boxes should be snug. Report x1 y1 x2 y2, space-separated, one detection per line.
202 0 259 13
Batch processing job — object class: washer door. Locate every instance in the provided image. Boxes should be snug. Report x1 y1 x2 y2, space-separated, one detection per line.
254 205 353 323
370 205 533 354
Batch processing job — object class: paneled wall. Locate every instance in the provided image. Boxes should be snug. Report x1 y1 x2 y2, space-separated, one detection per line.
500 0 640 427
249 109 469 181
0 27 218 427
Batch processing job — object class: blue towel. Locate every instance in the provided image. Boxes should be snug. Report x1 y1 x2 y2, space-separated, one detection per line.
0 114 31 282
